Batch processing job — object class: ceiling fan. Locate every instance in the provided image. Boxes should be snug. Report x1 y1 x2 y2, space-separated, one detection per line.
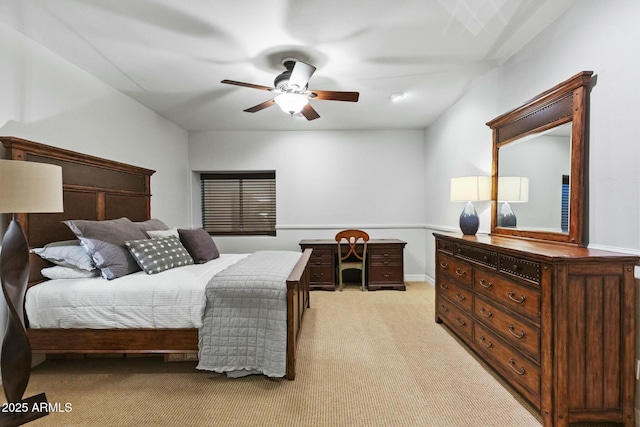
221 58 359 121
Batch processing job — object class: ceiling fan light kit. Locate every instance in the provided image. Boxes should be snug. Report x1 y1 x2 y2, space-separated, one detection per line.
274 93 308 115
222 58 359 121
389 92 405 102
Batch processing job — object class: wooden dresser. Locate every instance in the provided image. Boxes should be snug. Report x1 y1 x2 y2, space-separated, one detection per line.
434 232 638 427
299 239 406 291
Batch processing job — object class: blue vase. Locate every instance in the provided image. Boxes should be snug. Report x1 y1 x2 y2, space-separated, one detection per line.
459 201 479 235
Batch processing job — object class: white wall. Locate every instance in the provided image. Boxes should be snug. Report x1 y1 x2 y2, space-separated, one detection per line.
0 23 191 228
0 22 191 369
189 130 428 280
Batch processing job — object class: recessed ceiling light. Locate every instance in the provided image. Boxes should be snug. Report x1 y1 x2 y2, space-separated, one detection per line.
389 92 404 102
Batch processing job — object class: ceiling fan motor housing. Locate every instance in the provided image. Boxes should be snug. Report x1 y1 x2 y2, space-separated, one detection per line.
274 70 292 91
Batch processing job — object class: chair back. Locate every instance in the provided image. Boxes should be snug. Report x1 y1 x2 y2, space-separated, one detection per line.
335 229 370 261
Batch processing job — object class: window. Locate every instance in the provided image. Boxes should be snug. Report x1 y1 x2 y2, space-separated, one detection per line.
200 171 276 236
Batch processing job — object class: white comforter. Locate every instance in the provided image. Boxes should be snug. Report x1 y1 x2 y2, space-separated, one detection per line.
25 254 249 329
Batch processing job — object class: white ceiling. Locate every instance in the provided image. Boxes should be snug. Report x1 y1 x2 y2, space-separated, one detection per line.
0 0 577 132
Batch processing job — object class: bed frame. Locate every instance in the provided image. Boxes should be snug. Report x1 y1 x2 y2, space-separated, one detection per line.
0 136 311 380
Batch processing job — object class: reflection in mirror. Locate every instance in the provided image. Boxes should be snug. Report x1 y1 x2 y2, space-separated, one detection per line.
497 122 572 232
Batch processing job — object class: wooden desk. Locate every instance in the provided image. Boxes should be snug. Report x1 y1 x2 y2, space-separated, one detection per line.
299 239 406 291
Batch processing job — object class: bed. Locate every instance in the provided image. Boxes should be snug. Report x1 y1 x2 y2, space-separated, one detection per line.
0 136 311 380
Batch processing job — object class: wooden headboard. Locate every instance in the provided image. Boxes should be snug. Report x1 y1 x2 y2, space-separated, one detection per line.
0 136 155 283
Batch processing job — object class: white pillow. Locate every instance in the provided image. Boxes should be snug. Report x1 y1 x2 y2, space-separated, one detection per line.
146 228 179 239
41 265 100 280
32 241 96 271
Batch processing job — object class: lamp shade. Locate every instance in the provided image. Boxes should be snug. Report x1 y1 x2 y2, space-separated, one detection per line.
0 160 63 213
498 176 529 202
450 176 491 202
274 93 308 115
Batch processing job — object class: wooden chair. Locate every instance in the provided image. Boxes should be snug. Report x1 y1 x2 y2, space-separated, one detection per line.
335 229 369 291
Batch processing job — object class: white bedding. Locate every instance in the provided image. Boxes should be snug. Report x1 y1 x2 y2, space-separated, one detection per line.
25 254 249 329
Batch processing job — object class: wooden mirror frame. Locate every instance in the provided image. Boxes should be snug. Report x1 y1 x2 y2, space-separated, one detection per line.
486 71 593 245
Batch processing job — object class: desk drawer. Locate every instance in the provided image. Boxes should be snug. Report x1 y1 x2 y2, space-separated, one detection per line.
309 265 334 285
310 247 333 262
368 265 403 284
437 253 473 288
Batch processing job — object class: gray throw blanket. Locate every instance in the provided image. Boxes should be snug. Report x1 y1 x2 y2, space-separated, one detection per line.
196 251 302 378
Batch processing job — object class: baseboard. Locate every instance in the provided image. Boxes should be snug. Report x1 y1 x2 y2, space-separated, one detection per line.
404 274 427 283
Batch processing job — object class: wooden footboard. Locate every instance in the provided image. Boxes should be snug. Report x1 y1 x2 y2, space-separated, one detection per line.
27 249 312 380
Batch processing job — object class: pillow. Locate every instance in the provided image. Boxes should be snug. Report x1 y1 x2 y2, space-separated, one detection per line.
147 228 179 239
177 228 220 264
125 236 194 274
135 219 169 237
32 240 96 271
64 217 149 280
41 265 100 280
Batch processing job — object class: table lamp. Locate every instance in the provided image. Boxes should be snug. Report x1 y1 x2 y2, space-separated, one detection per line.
450 176 491 235
0 159 63 425
497 176 529 227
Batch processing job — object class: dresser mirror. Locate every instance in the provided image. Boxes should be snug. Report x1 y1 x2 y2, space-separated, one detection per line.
486 71 593 245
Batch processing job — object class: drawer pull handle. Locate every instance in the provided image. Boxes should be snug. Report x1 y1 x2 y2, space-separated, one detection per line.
382 260 390 265
509 359 526 376
479 307 493 318
383 252 390 257
314 261 322 265
455 292 465 302
440 262 449 270
455 269 466 277
440 305 449 313
478 278 493 289
508 291 526 304
508 325 526 339
455 317 466 327
439 282 449 290
312 272 324 278
512 264 519 270
382 272 391 278
479 336 493 349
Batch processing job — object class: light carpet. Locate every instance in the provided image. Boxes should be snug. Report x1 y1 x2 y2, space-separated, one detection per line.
18 282 548 426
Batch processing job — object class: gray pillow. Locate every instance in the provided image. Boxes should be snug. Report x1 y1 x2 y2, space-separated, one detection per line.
135 218 169 237
64 217 149 280
177 228 220 264
32 240 96 271
125 236 194 274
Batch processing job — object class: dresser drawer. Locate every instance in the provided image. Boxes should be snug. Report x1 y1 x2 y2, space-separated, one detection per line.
437 253 473 288
498 254 541 284
474 296 540 362
454 243 498 269
474 322 541 407
437 238 454 254
438 276 473 313
474 269 540 321
438 297 473 342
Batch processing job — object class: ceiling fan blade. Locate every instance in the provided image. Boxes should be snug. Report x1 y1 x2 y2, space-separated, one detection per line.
221 79 273 91
289 62 316 91
309 90 359 102
300 103 320 121
244 99 275 113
